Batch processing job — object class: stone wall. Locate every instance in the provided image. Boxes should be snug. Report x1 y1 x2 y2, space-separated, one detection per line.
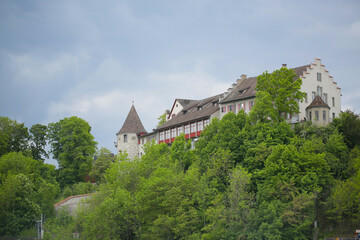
54 194 94 216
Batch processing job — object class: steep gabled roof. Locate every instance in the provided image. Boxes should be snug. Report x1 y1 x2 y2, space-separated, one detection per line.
219 77 257 104
117 105 147 135
306 95 330 109
157 94 221 130
220 65 311 104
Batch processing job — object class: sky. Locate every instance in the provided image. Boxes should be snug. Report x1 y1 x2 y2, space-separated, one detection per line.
1 0 359 166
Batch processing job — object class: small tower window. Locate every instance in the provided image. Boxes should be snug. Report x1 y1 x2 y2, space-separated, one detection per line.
124 134 128 142
317 72 322 81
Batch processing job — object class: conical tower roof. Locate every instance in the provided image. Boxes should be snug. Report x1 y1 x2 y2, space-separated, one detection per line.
306 95 330 110
117 104 147 135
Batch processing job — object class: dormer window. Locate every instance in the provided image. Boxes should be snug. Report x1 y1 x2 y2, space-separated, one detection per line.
198 106 202 110
239 87 249 95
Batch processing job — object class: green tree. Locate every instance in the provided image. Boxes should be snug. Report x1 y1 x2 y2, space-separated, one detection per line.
332 110 360 149
254 67 306 122
0 174 41 236
0 152 59 223
48 116 97 188
0 116 29 157
89 147 115 183
29 124 48 161
157 112 167 127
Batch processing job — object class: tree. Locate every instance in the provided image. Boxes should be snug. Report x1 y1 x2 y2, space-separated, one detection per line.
89 147 115 183
0 152 59 235
29 124 49 161
332 110 360 149
156 112 167 127
254 67 306 122
0 117 29 157
0 174 41 236
48 116 97 188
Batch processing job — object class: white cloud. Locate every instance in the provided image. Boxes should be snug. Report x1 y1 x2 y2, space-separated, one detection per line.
148 66 230 100
350 20 360 36
9 51 90 83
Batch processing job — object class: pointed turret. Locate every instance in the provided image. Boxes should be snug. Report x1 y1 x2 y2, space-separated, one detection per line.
117 104 147 135
116 104 147 159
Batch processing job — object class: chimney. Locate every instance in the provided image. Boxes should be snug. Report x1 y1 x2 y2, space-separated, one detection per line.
282 64 287 68
165 109 170 121
241 74 247 80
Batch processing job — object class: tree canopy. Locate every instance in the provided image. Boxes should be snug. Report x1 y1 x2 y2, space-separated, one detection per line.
253 67 306 122
48 116 97 188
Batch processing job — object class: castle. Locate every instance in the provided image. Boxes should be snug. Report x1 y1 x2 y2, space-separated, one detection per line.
116 58 342 159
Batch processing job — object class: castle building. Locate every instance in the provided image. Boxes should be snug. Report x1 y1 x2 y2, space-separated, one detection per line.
218 58 341 124
116 58 341 158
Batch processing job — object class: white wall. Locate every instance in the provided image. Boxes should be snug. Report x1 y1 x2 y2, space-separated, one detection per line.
299 58 341 122
116 132 139 159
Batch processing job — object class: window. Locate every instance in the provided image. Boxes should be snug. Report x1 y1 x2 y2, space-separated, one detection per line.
160 131 164 141
239 88 248 94
315 111 319 121
204 119 210 127
191 123 196 133
177 126 183 135
309 111 312 121
332 97 335 107
229 105 234 112
141 138 144 144
185 124 190 134
317 72 322 81
197 121 203 131
305 93 308 103
323 110 327 121
124 134 128 142
312 92 316 100
332 112 335 120
238 102 245 111
165 130 170 139
221 106 226 113
171 128 176 138
323 93 328 104
317 86 323 98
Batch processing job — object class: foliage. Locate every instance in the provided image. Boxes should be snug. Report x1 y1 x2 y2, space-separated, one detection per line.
0 173 40 236
15 108 351 239
0 116 29 157
157 112 167 127
48 116 97 188
0 152 59 235
29 124 49 162
0 152 59 213
254 67 306 122
89 147 115 183
332 110 360 149
60 181 97 200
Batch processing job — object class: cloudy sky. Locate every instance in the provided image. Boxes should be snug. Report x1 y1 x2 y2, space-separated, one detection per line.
1 0 359 166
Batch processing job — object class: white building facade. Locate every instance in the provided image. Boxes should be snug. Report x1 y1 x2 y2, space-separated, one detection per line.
117 58 342 159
